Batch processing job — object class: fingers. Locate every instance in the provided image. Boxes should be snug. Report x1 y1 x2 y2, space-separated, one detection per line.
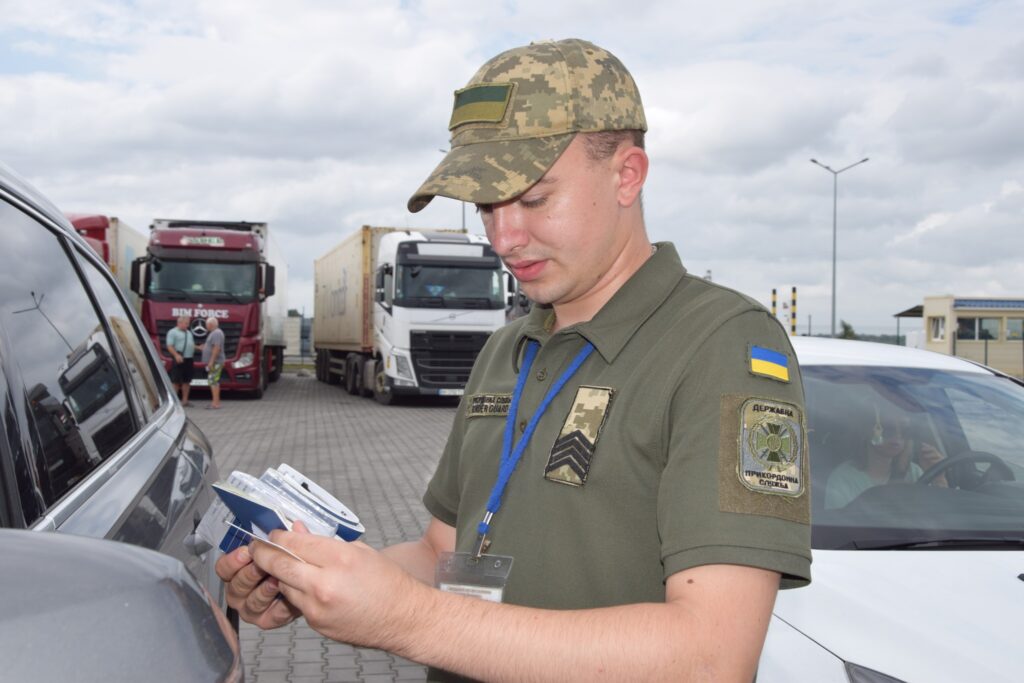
215 545 254 583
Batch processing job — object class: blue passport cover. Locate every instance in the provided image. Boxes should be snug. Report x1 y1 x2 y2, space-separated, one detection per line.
213 483 290 553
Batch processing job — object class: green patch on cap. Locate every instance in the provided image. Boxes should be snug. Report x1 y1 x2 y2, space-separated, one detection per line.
449 83 513 129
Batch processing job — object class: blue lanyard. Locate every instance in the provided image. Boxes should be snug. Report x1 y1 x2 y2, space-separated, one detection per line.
474 339 595 557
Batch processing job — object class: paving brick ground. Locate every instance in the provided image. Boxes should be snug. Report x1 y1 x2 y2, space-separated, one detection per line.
188 371 458 682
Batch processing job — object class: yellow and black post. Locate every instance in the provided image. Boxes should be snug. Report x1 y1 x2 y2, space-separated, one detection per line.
771 288 777 319
791 287 797 336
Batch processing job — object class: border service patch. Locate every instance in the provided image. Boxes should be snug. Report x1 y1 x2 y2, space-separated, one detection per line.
719 394 809 524
544 386 615 487
466 393 511 418
738 398 804 496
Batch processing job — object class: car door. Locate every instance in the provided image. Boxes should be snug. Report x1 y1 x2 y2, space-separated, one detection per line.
0 192 223 601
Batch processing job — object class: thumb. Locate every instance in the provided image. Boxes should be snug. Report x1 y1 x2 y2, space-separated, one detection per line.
292 519 311 534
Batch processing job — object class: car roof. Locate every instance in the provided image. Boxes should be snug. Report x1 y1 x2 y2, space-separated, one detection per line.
0 160 96 249
789 336 992 374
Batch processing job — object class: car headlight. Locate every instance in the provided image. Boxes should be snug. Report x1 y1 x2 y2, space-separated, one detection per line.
846 662 907 683
232 352 254 369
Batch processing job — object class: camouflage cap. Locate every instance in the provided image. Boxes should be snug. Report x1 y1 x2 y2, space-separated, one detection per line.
408 38 647 213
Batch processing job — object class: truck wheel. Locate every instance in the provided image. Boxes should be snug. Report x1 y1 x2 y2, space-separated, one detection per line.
269 347 283 382
344 355 360 395
326 352 341 385
373 359 396 405
315 350 324 382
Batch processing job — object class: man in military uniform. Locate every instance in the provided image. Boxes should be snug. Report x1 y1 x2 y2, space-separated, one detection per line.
218 38 811 681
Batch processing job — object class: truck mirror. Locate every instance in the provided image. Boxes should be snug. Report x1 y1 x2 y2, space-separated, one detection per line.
130 257 146 296
262 265 276 299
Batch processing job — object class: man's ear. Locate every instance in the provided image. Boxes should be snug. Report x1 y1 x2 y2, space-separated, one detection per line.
615 146 649 208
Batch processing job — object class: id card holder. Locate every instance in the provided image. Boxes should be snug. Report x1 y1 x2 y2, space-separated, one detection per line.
436 552 513 603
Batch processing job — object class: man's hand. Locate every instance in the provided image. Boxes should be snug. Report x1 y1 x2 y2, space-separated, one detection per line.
216 543 302 630
250 530 431 652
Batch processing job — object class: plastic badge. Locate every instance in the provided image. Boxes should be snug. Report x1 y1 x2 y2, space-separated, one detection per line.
436 552 514 603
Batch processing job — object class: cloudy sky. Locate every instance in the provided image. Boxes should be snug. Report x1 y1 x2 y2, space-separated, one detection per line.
2 0 1022 336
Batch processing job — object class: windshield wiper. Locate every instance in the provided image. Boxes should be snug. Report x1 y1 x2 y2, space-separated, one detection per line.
847 537 1024 550
198 289 245 304
150 287 190 300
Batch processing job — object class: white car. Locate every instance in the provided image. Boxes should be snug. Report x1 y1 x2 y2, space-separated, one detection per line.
757 337 1024 683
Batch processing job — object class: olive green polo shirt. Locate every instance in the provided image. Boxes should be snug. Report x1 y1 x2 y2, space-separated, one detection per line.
424 242 811 613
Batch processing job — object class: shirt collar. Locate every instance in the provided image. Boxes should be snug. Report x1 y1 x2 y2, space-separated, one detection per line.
515 242 686 363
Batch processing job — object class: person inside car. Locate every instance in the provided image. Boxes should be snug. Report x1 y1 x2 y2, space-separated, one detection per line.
824 405 946 509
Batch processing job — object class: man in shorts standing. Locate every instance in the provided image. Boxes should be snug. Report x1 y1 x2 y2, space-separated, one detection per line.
165 315 195 406
201 317 225 409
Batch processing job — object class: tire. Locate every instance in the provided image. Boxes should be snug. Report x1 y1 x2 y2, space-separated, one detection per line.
326 352 341 385
315 350 325 382
373 359 396 405
252 363 265 399
269 347 283 382
345 355 361 395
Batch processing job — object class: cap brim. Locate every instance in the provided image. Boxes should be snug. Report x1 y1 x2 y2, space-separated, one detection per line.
407 133 575 213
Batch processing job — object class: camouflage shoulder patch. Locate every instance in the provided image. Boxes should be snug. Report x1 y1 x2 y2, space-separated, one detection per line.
719 394 809 524
544 386 614 487
466 393 511 418
748 344 791 383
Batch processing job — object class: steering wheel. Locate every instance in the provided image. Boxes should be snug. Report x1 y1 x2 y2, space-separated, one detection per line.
917 450 1015 488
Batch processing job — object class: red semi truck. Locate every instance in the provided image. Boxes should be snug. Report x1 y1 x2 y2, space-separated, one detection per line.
129 219 288 399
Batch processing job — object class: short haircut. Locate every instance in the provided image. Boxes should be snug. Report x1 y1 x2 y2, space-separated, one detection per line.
581 130 646 162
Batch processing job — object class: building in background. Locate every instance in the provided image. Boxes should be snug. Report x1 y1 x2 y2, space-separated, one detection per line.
924 296 1024 378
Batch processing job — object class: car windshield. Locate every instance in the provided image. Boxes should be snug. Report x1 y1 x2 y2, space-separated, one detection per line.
806 364 1024 549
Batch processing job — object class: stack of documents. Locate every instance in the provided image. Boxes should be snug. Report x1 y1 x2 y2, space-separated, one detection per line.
196 464 364 553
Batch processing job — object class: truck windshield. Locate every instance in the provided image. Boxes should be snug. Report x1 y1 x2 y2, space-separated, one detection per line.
394 265 504 309
148 260 257 302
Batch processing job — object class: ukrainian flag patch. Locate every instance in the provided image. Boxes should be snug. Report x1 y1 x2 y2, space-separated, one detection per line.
449 83 513 129
749 345 790 383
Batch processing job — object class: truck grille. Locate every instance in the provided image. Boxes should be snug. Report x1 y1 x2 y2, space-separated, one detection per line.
409 331 491 389
156 320 244 359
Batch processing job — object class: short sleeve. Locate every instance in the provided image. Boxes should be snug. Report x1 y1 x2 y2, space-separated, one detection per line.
422 400 466 528
658 310 812 588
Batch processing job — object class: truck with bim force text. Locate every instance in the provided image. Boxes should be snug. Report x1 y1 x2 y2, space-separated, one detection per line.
66 214 148 309
313 226 509 404
130 219 288 398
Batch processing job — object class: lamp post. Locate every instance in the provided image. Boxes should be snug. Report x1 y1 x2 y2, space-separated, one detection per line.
810 156 869 337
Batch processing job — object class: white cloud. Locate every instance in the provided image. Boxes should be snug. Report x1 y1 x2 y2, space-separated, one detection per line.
1 0 1022 327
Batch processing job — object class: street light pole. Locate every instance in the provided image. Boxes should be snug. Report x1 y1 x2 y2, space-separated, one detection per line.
440 148 468 231
810 157 869 337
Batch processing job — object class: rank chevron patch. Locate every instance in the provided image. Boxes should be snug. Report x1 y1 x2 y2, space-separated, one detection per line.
544 386 615 487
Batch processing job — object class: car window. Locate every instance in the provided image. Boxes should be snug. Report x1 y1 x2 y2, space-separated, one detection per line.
74 248 164 421
0 202 138 521
806 364 1024 548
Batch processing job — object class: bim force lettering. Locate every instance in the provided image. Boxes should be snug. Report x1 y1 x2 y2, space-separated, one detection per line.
171 307 229 319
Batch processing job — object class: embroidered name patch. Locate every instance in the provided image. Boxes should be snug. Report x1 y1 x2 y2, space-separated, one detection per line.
749 345 790 383
738 398 804 496
449 83 514 130
466 393 511 418
544 386 615 487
